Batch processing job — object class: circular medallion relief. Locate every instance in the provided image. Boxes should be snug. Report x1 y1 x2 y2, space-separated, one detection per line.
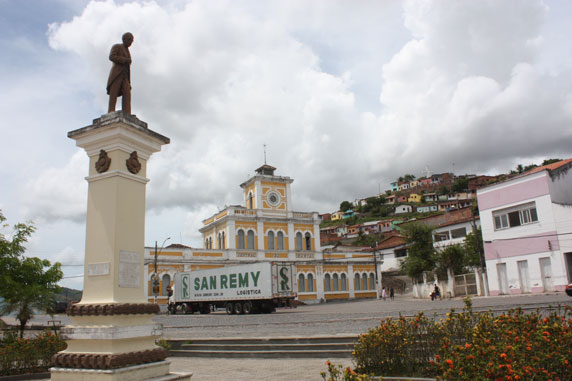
266 191 281 207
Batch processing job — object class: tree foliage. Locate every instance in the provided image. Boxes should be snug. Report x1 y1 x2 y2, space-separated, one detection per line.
353 231 385 247
451 178 469 193
360 196 389 216
463 226 484 268
400 223 436 282
542 158 562 166
339 201 353 212
398 174 415 182
436 244 466 276
0 211 63 337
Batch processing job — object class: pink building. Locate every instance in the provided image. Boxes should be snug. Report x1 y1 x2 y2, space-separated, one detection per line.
477 159 572 295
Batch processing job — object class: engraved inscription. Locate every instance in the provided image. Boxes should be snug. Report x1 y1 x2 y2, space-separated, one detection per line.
87 262 110 276
119 251 140 288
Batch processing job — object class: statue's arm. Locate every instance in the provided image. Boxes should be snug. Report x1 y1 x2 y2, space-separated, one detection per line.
109 45 130 64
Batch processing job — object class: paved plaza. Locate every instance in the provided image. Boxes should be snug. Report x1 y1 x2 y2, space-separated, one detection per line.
4 293 571 380
159 292 572 339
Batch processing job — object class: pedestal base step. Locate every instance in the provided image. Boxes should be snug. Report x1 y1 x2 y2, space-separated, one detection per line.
50 360 190 381
146 372 192 381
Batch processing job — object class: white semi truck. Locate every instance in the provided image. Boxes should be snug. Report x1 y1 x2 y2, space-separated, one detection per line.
169 262 296 315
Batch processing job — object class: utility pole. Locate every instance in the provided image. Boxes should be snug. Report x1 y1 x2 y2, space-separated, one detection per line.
153 237 170 304
471 207 488 296
372 241 379 299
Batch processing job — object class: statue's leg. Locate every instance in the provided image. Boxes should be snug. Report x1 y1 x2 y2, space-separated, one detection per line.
108 80 121 113
121 80 131 115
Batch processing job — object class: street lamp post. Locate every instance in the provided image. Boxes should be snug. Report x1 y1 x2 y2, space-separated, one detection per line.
153 237 170 304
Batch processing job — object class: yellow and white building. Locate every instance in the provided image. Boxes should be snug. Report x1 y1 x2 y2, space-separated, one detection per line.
144 164 393 305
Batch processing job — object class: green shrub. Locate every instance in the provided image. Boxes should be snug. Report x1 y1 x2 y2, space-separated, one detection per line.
155 338 171 350
353 311 443 376
0 330 66 376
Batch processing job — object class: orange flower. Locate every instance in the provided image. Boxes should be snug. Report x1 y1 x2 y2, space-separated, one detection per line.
465 343 471 349
500 353 507 359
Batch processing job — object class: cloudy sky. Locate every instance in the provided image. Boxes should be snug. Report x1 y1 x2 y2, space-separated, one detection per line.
1 0 571 289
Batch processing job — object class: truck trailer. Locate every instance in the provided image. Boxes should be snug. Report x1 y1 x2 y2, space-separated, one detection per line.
169 262 296 315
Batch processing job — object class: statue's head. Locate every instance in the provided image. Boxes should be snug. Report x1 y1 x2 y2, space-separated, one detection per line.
122 32 134 47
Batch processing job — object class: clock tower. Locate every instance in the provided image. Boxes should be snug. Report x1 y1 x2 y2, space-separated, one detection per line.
240 164 293 212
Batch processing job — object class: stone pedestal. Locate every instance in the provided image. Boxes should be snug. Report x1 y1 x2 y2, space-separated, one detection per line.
51 112 191 380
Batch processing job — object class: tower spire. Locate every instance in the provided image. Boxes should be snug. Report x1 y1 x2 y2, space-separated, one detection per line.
263 143 267 164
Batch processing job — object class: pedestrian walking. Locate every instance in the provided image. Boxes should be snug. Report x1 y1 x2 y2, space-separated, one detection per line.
389 287 394 300
381 287 387 301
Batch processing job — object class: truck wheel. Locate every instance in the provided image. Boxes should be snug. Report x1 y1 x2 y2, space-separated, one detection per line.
225 303 234 315
243 301 253 314
183 303 191 314
233 302 243 314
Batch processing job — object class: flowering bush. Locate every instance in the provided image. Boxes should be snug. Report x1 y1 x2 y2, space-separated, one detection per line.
333 297 572 380
0 330 66 375
431 305 572 380
321 361 371 381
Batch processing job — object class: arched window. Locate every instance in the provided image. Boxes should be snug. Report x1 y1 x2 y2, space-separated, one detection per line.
161 274 170 296
268 231 275 250
369 274 375 290
248 192 254 209
247 230 255 249
277 231 284 250
217 233 222 249
307 273 314 292
237 230 245 249
221 231 225 249
341 274 347 291
296 232 303 251
362 273 368 290
355 273 361 291
305 233 312 251
205 239 208 249
298 274 305 292
333 274 339 291
324 274 331 292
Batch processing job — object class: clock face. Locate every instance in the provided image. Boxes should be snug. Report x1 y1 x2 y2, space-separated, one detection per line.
266 191 281 207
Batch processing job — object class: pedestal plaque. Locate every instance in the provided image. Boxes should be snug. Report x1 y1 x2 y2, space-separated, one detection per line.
50 112 191 380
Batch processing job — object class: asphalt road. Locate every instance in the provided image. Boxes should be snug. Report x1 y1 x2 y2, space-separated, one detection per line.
5 293 570 339
158 293 572 339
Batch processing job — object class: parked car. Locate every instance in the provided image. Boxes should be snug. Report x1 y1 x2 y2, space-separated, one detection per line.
566 283 572 297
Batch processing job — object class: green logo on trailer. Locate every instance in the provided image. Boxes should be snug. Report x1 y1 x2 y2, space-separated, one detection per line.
182 274 190 298
279 266 290 291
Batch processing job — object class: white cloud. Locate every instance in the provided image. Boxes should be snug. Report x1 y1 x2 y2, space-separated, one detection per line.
20 0 572 242
21 150 87 223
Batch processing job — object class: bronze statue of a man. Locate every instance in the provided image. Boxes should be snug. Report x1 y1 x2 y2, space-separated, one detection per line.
107 32 133 114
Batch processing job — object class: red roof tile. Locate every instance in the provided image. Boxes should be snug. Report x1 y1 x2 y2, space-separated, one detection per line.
525 158 572 175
